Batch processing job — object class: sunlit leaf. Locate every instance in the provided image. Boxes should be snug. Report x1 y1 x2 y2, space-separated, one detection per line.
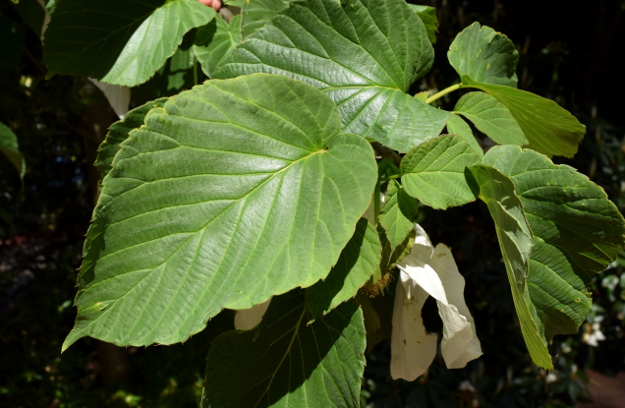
194 15 242 78
445 114 482 157
379 180 419 248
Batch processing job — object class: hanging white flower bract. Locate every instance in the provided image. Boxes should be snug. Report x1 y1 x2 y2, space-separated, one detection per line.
391 224 482 381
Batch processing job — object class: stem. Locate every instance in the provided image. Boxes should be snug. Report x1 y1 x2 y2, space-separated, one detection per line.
425 83 461 104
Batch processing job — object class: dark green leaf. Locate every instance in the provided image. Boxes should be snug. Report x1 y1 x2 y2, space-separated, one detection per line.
448 22 518 87
64 74 377 349
462 78 585 158
0 122 25 181
201 290 365 408
215 0 449 152
401 134 481 209
445 114 482 157
43 0 215 86
408 4 438 44
483 146 625 341
241 0 289 38
467 164 552 369
306 218 381 317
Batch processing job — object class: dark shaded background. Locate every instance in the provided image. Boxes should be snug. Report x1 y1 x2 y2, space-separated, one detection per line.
1 0 624 407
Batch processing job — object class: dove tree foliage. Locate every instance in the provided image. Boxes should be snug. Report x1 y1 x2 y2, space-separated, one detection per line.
40 0 625 405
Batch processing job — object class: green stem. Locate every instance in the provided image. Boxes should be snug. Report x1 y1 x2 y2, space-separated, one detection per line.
425 83 461 104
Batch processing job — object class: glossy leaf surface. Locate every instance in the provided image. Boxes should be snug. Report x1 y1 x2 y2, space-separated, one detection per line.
202 290 365 408
401 134 481 209
64 74 377 349
215 0 449 152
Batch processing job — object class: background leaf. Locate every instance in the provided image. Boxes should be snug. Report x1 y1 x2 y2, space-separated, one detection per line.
240 0 289 38
483 146 625 341
453 91 527 146
194 15 242 78
43 0 215 86
467 164 552 369
462 78 585 158
401 134 481 209
408 4 438 44
215 0 449 152
201 290 366 408
305 218 381 317
445 114 482 157
64 74 377 349
379 180 419 248
0 122 25 181
448 22 518 87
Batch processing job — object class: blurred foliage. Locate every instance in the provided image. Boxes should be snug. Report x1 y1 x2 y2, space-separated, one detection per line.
1 0 624 407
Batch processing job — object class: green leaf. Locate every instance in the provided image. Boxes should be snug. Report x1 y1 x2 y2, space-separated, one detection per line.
462 78 585 158
43 0 216 86
401 134 481 209
379 180 419 248
467 164 552 369
483 146 625 341
64 74 377 350
0 122 25 181
448 22 519 87
305 218 381 317
201 290 365 408
408 4 438 44
241 0 289 38
445 114 482 157
194 15 242 78
214 0 449 153
453 91 527 146
94 98 168 180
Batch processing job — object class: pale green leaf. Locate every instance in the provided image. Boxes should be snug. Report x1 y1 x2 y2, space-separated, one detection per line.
201 290 365 408
401 134 481 209
194 15 242 78
445 114 482 157
241 0 289 38
379 180 419 248
215 0 449 153
408 4 438 44
462 78 585 158
43 0 216 86
454 91 527 146
63 74 377 350
0 122 25 181
467 164 552 369
94 98 168 180
448 22 518 87
483 146 625 341
306 218 382 317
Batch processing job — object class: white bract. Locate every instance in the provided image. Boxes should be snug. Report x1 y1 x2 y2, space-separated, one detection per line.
391 224 482 381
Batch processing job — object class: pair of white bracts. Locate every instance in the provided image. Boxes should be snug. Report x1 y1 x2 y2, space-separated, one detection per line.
234 224 482 381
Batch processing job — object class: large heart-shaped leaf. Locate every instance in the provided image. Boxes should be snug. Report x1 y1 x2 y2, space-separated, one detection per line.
401 134 481 209
43 0 215 86
448 22 518 87
202 290 366 408
467 164 552 369
94 98 168 180
462 78 585 158
306 218 382 317
214 0 449 152
194 15 242 78
483 146 625 341
63 74 377 349
0 122 25 181
453 91 527 146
